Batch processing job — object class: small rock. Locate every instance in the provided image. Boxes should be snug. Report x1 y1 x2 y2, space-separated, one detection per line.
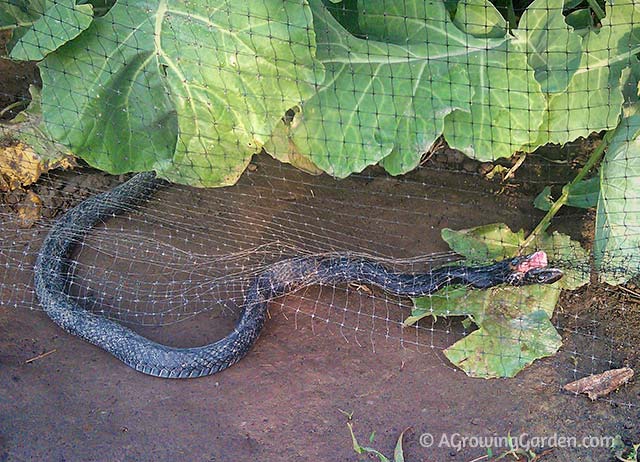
462 159 477 172
444 148 465 164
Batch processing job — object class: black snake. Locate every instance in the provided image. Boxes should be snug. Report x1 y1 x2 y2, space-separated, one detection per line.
34 172 563 379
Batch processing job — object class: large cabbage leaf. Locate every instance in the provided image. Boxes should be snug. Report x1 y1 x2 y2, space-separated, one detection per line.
533 0 640 147
0 0 46 30
39 0 323 187
7 0 94 61
289 0 507 177
595 108 640 284
10 0 640 192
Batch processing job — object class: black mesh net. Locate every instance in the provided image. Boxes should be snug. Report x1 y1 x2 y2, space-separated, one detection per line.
1 1 639 460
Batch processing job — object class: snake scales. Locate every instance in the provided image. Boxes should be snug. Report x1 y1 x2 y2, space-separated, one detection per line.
34 172 563 378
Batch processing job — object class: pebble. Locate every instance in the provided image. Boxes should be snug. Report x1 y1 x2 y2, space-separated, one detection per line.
462 159 477 172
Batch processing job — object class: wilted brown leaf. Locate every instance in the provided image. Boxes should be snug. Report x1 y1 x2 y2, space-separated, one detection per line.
1 85 75 190
0 139 74 191
563 367 634 400
16 189 43 228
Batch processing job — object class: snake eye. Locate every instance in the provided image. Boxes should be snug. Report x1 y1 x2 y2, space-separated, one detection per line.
510 257 519 266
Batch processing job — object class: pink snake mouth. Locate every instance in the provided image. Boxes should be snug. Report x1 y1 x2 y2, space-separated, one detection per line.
514 251 548 273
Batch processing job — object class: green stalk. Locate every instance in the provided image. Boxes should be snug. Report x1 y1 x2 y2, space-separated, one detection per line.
0 100 27 118
0 21 35 32
585 0 606 21
521 130 614 250
506 0 518 31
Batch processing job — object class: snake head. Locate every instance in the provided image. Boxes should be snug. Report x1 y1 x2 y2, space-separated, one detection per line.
504 251 563 286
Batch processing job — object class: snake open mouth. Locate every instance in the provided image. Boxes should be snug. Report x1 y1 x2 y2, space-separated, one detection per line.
511 251 564 286
514 250 548 273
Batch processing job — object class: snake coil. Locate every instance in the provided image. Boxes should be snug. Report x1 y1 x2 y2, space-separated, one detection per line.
34 173 562 378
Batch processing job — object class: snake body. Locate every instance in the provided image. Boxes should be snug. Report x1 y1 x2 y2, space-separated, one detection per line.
34 172 563 379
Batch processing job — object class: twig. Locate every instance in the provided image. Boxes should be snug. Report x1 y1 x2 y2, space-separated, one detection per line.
24 349 57 364
617 285 640 301
466 454 489 462
502 152 527 182
521 130 614 250
0 100 28 118
419 137 446 167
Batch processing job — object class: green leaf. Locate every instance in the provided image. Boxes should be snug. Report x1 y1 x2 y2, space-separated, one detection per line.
406 285 469 326
441 223 524 262
535 1 640 146
411 274 566 377
39 0 323 187
393 429 407 462
564 8 594 31
379 63 471 175
410 223 588 377
0 85 74 165
322 0 361 36
442 39 546 161
452 0 507 39
515 0 582 93
533 185 554 211
444 308 563 378
347 423 391 462
0 0 46 29
346 423 407 462
355 0 543 164
80 0 116 16
292 0 505 177
9 0 94 61
565 177 600 209
534 177 599 211
563 0 584 10
263 109 323 175
595 109 640 284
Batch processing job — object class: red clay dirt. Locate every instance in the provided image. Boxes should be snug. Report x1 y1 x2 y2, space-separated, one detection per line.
1 159 639 462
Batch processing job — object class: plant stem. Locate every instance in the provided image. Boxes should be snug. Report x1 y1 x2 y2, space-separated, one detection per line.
521 130 614 250
0 100 27 118
586 0 606 21
506 0 518 30
0 21 35 32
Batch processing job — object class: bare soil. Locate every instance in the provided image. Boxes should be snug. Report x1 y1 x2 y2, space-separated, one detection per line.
1 159 639 462
1 53 639 462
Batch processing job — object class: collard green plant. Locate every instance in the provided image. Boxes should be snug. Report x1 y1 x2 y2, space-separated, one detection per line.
4 0 325 186
3 0 640 184
3 0 640 281
533 177 599 211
